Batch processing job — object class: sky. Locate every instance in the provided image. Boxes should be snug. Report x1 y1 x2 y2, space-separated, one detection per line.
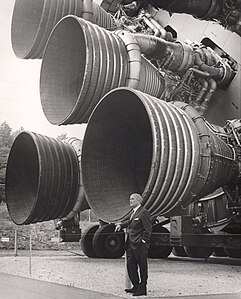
0 0 87 140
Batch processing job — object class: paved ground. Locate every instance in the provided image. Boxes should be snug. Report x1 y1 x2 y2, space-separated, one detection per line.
0 250 241 298
0 273 241 299
0 273 120 299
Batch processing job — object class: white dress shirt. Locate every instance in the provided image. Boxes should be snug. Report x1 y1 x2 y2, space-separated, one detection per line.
131 205 141 219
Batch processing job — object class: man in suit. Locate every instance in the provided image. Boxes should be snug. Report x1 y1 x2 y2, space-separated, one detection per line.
115 193 152 296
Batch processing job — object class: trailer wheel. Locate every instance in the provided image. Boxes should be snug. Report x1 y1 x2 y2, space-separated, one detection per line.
80 224 99 257
213 248 227 257
93 224 125 258
184 246 213 258
148 225 172 258
224 248 241 258
172 246 188 257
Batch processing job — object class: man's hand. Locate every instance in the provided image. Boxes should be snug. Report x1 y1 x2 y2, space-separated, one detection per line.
115 224 122 232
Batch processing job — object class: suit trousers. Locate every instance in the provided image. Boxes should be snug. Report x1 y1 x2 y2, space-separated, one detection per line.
126 243 148 288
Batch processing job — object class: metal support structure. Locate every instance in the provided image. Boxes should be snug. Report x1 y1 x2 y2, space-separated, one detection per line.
14 229 18 256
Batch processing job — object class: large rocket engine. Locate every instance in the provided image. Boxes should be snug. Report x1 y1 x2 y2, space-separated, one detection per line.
5 0 241 226
81 87 240 222
5 132 88 225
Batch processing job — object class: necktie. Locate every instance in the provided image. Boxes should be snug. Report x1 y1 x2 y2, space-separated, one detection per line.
130 210 135 220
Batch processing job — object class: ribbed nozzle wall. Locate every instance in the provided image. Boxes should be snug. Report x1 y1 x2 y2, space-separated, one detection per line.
11 0 116 59
81 88 239 223
5 131 80 225
40 16 165 125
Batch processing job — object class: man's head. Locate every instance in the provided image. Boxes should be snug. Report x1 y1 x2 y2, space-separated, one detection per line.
129 193 143 208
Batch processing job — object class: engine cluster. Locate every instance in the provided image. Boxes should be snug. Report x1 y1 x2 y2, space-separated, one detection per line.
113 1 238 116
6 0 241 224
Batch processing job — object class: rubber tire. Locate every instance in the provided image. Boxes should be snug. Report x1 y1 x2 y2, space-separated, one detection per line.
148 224 172 259
224 247 241 258
92 224 125 258
213 248 227 257
184 246 213 258
81 224 99 258
172 246 188 257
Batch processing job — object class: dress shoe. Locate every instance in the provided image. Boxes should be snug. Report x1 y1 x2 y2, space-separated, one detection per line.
125 286 138 293
132 286 147 296
133 290 147 296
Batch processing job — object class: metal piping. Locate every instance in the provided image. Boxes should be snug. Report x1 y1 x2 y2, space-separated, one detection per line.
141 12 167 39
133 34 195 73
194 50 224 80
198 78 217 115
133 34 228 81
192 79 209 110
115 31 142 89
132 33 168 60
81 87 239 223
11 0 116 59
5 131 86 225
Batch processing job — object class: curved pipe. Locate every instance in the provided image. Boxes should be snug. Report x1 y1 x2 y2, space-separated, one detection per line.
133 34 168 60
115 31 142 89
134 34 194 73
134 34 225 78
193 78 209 108
11 0 116 59
142 13 167 39
5 131 86 225
134 34 226 79
81 87 239 223
198 78 217 115
40 16 165 125
194 50 224 79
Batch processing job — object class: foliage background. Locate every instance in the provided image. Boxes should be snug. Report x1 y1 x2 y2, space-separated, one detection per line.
0 121 24 203
0 122 98 251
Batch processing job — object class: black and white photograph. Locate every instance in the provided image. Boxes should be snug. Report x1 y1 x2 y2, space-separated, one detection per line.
0 1 241 298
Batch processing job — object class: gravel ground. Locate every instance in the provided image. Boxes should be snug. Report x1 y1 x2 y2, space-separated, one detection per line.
0 250 241 298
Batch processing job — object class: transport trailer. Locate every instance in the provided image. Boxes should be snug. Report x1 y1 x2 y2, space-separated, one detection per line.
58 188 241 259
150 191 241 259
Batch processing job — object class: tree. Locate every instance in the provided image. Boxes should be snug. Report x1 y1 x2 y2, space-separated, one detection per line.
0 121 13 148
0 122 24 203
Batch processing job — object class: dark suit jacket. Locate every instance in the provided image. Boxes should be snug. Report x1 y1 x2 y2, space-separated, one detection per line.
122 206 152 249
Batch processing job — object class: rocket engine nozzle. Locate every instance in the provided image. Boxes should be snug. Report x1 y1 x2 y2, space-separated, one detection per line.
5 131 88 225
81 88 239 223
11 0 116 59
